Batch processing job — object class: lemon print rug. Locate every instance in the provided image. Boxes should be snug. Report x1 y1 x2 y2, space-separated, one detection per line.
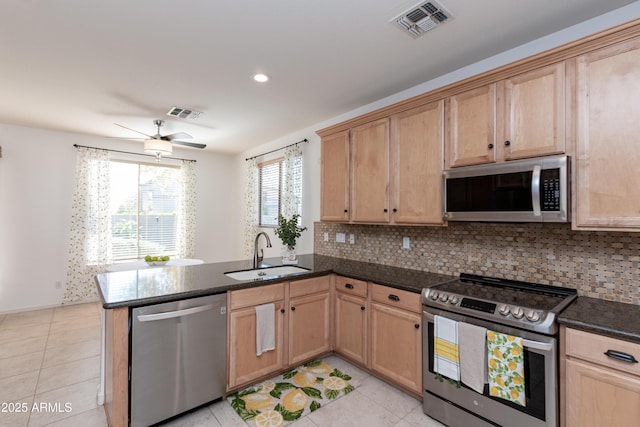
228 359 358 427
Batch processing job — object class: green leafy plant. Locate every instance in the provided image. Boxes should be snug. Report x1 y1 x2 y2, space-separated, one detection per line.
274 214 307 248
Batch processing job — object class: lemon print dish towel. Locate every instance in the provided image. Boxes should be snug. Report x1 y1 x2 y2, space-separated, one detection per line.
228 359 358 427
487 330 526 407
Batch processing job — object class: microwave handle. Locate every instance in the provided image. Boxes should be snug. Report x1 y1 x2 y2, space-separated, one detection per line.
531 165 541 217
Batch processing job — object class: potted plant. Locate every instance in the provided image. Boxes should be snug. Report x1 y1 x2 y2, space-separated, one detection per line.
274 214 307 263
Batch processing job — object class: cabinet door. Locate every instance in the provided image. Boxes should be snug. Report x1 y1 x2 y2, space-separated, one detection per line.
565 358 640 427
320 131 350 221
228 302 285 389
390 100 445 225
350 118 390 223
288 291 331 366
334 292 367 366
446 84 497 167
369 302 422 395
502 62 566 160
574 38 640 230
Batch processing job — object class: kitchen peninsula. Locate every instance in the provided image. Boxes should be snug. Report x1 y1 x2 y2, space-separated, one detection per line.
95 254 453 427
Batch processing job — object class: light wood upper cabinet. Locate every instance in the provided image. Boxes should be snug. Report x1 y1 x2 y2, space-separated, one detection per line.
502 62 566 160
574 37 640 230
446 83 497 168
350 118 390 223
320 130 350 221
390 100 445 225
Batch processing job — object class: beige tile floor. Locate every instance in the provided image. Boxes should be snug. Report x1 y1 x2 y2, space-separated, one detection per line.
0 303 445 427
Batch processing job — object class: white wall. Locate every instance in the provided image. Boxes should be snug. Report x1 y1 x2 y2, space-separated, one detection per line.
0 123 237 313
233 1 640 259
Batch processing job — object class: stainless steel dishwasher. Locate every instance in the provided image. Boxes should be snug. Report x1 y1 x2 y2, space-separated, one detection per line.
130 294 227 427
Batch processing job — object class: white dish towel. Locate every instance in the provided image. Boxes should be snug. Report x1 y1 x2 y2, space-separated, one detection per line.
434 315 460 381
255 303 276 356
458 322 487 393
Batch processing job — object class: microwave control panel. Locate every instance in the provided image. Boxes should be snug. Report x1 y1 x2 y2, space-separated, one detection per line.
541 169 561 211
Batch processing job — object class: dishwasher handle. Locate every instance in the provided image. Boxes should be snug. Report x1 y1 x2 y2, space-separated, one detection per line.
137 304 214 322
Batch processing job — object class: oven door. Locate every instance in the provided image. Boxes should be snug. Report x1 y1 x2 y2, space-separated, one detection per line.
423 307 557 427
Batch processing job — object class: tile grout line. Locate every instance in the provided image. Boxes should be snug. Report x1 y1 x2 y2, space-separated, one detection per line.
26 309 54 427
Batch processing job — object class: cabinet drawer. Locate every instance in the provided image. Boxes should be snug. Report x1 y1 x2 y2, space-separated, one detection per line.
290 276 331 298
228 283 285 311
370 284 421 314
335 276 367 298
564 327 640 377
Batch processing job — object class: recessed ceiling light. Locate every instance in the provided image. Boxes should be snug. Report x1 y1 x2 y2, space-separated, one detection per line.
253 73 270 83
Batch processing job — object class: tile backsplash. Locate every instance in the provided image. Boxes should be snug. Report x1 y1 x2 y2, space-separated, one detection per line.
314 222 640 305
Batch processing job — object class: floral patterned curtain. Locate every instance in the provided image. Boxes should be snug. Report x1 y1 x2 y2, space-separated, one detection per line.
64 147 112 303
282 144 303 219
176 160 197 258
243 157 259 257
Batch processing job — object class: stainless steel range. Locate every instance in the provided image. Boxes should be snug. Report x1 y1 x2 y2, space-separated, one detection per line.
421 273 577 427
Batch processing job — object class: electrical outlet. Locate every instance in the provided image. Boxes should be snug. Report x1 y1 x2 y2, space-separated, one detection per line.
402 236 410 249
349 234 355 244
324 232 329 242
336 233 346 243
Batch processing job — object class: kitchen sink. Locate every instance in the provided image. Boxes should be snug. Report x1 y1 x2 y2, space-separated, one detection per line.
224 265 310 281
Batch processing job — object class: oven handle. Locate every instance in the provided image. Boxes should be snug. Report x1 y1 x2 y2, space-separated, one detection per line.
422 311 552 352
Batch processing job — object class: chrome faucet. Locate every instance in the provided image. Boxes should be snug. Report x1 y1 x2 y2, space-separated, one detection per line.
253 232 272 268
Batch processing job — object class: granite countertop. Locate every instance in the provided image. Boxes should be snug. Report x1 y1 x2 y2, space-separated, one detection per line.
95 253 455 309
558 296 640 343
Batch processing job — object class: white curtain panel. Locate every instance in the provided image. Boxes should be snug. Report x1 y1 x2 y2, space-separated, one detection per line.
282 144 303 219
244 157 259 257
177 160 197 258
64 146 112 303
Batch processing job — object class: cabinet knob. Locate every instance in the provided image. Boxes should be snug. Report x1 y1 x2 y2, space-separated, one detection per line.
344 209 348 213
360 306 365 311
488 143 494 149
345 283 354 289
383 208 388 213
414 324 420 329
280 308 285 314
388 294 400 302
392 208 397 213
291 307 296 311
504 140 511 146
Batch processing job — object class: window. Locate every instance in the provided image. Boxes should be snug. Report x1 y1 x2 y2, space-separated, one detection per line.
258 155 302 227
109 160 181 260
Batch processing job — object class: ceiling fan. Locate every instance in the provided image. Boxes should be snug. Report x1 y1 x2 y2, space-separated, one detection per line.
114 119 206 159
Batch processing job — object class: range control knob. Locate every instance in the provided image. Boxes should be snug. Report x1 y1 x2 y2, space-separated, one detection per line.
429 291 439 301
498 304 510 316
439 293 449 303
511 307 524 319
449 296 459 305
525 310 541 322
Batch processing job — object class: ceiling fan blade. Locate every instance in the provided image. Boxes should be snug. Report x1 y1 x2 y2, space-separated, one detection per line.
164 132 193 141
172 140 207 149
114 123 153 138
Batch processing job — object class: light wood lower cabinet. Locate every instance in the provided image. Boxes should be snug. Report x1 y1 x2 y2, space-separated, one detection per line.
561 326 640 426
227 284 286 389
334 276 368 366
288 278 332 366
227 277 332 390
369 284 422 396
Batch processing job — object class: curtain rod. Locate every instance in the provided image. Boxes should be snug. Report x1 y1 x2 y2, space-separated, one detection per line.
245 138 309 161
72 144 196 162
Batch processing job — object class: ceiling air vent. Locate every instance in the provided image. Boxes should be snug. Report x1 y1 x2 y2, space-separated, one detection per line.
166 106 202 120
392 1 453 38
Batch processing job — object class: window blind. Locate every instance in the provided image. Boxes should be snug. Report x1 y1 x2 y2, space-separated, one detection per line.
259 159 282 227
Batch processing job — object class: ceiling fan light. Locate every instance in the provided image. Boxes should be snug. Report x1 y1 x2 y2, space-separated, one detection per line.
143 139 173 156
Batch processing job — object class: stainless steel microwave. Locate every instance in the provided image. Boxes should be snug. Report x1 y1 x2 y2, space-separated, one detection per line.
443 155 570 223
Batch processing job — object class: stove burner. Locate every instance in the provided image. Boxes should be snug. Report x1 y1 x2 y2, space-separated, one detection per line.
421 273 577 335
